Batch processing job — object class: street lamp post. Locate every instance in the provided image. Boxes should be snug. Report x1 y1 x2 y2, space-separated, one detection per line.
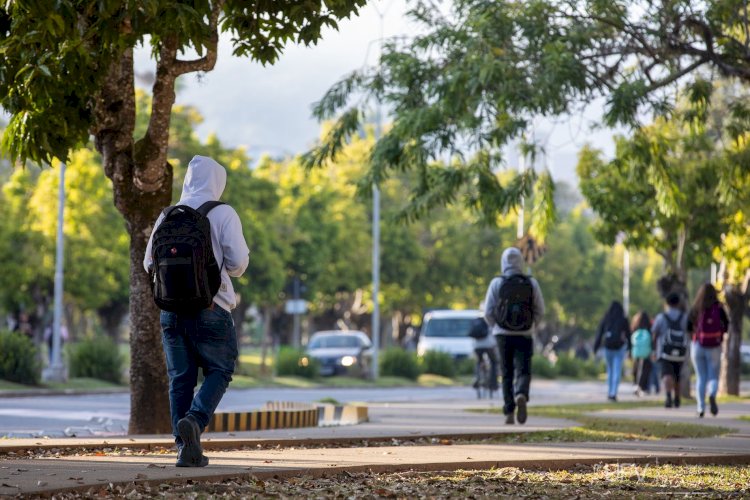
43 162 68 382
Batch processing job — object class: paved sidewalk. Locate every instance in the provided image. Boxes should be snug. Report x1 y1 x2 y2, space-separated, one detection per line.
1 402 748 496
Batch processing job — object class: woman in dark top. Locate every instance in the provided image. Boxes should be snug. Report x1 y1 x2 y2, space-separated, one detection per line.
593 301 631 402
688 283 729 417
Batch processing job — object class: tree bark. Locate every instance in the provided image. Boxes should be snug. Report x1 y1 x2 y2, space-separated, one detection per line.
92 48 173 434
720 284 744 396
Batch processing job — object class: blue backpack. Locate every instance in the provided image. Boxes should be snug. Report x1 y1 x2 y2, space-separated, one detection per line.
631 329 651 359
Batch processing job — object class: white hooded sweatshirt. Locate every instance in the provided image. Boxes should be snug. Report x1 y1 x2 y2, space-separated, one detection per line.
143 155 250 312
483 247 545 336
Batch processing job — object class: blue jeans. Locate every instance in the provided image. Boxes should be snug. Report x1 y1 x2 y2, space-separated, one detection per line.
161 305 238 446
690 341 722 413
604 347 627 398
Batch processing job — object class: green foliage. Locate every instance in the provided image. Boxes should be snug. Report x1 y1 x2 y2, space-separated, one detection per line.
0 331 41 385
379 348 421 381
0 0 367 165
67 336 124 384
456 356 476 376
276 347 318 379
555 352 583 378
531 355 557 379
419 351 456 378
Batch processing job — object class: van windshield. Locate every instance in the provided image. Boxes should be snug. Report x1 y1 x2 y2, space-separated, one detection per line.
422 318 475 338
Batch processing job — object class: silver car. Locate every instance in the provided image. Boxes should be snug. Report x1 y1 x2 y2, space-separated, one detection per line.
305 330 373 377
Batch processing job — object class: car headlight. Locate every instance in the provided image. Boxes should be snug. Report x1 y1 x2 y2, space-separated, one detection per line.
340 355 356 367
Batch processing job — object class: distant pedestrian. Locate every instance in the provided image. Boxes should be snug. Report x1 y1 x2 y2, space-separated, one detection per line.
484 247 545 425
144 155 250 467
574 338 590 361
468 313 498 394
629 311 653 396
593 301 631 402
652 293 689 409
688 283 728 418
44 324 69 364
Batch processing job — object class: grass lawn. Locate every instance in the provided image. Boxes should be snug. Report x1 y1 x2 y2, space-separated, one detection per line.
0 377 124 392
470 401 733 443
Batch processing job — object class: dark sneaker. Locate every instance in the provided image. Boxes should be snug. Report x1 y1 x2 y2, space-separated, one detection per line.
698 411 705 418
674 395 681 408
176 448 209 467
709 395 719 416
607 395 617 402
515 394 527 425
176 415 207 467
665 394 673 408
505 413 515 425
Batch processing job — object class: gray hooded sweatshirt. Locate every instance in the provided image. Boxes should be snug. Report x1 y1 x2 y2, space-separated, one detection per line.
143 155 250 312
483 247 545 336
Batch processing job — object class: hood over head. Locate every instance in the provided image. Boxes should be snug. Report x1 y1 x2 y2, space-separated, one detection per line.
179 155 227 203
501 247 524 275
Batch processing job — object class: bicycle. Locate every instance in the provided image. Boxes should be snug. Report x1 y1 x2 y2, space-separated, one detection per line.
475 352 496 399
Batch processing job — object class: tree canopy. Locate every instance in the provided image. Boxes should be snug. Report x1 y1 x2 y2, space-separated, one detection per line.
305 0 750 227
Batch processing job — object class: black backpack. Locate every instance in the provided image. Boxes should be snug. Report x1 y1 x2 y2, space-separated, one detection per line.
660 312 687 361
603 324 626 350
493 274 534 331
150 201 225 314
468 317 489 339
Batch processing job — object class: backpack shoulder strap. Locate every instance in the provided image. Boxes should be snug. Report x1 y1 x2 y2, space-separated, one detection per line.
162 205 178 218
196 200 226 217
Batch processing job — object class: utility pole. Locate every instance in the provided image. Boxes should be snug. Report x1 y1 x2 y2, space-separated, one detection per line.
43 162 67 382
370 2 388 380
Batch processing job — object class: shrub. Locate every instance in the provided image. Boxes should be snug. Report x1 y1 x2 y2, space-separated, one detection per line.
555 352 583 378
420 350 455 378
68 336 124 384
531 355 557 379
456 356 476 376
581 357 605 379
379 347 421 380
0 331 41 385
276 347 318 378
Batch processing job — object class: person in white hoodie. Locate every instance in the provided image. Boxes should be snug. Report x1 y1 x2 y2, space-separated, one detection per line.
484 247 545 425
144 155 249 467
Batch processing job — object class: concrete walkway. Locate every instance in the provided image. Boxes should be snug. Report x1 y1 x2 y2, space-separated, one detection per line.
1 402 748 496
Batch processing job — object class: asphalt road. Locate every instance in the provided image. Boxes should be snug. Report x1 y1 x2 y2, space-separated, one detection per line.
1 379 747 438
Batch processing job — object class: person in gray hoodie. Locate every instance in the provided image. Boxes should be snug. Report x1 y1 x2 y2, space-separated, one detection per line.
144 155 249 467
484 247 545 425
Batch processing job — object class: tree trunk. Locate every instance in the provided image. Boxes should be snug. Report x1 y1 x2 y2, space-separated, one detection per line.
720 284 744 396
127 216 172 434
92 48 173 434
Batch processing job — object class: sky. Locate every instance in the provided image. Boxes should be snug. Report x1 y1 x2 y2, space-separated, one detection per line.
135 1 621 186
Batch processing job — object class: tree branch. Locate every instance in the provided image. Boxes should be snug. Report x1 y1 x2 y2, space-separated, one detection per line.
174 0 223 76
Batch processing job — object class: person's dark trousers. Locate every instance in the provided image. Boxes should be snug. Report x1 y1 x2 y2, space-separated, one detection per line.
496 334 533 415
636 357 652 392
474 347 499 391
161 305 238 447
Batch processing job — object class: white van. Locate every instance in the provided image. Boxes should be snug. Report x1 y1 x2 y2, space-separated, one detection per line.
417 309 482 360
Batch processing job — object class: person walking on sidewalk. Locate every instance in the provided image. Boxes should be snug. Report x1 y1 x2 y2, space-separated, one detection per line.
469 313 499 395
593 301 631 402
144 155 250 467
652 292 689 409
688 283 728 418
484 247 545 425
629 311 653 396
